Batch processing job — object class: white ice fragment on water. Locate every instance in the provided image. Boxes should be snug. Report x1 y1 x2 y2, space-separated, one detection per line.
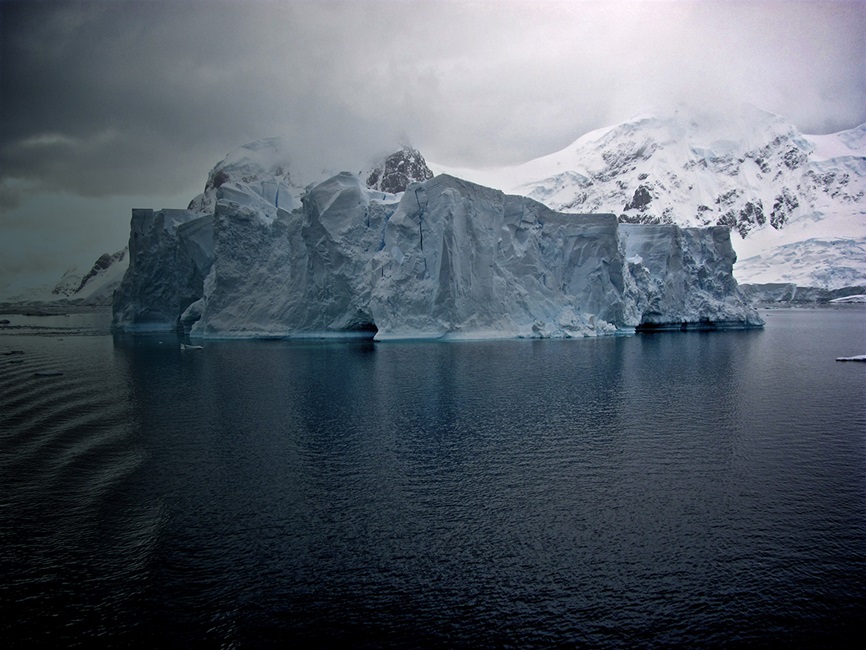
829 294 866 304
836 355 866 362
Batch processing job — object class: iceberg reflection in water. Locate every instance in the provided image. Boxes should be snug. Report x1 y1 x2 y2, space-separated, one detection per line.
1 307 864 646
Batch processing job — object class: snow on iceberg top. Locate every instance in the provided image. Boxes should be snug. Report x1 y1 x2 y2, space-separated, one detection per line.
185 137 435 222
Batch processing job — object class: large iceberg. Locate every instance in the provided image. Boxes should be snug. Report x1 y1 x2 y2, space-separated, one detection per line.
113 147 762 339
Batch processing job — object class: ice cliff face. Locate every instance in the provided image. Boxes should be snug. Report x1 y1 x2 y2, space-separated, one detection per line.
187 172 395 337
113 209 211 329
620 224 751 328
369 176 631 338
186 136 305 218
113 143 761 338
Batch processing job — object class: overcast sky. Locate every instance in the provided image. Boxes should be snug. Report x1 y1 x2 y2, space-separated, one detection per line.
1 0 864 292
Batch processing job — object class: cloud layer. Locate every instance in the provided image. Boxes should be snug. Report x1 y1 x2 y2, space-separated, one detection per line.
1 0 864 289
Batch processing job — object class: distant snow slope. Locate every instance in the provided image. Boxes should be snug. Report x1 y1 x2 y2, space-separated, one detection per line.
0 249 128 307
430 105 866 289
70 249 129 305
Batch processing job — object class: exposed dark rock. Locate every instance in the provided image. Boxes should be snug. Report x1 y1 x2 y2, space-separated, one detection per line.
595 138 658 181
715 189 739 207
624 185 653 212
76 249 127 293
366 147 434 194
771 188 799 229
782 147 808 170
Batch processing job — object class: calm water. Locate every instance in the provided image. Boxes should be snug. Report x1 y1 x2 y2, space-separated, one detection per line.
1 308 865 647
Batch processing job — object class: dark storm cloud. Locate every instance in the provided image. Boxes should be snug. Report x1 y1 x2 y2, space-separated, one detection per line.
0 0 864 290
0 0 455 201
2 0 865 199
1 0 293 199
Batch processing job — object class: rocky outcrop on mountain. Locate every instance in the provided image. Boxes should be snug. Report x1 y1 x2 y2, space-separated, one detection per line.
366 146 434 194
75 249 126 293
51 269 83 298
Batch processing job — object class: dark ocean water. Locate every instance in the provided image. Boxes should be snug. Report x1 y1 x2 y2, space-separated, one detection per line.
1 307 865 648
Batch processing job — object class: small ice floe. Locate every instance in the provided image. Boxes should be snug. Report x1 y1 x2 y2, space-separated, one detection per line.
836 355 866 362
180 343 204 350
33 371 64 377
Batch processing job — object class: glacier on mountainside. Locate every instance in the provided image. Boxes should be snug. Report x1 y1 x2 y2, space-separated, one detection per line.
112 142 761 339
735 236 866 289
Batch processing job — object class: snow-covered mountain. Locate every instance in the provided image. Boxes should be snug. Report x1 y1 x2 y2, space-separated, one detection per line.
0 248 128 307
431 105 866 290
14 106 863 317
69 249 128 305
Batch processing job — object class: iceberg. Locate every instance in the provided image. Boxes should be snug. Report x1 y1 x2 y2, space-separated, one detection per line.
112 150 761 339
112 208 211 331
620 223 759 330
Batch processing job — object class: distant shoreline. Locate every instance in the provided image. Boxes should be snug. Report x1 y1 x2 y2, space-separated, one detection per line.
0 302 111 316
